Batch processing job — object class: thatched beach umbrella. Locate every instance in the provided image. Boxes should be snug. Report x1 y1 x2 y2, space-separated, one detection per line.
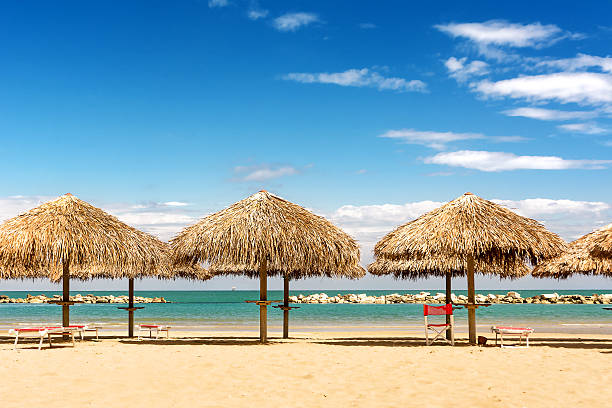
589 224 612 258
171 190 364 342
0 193 174 337
373 192 565 344
533 224 612 279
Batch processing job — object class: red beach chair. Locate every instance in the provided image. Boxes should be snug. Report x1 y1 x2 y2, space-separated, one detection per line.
424 304 455 346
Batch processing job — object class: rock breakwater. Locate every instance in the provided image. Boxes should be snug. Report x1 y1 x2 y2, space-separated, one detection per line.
290 292 612 305
0 294 168 304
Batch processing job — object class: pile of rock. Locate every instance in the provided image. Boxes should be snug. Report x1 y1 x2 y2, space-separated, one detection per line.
0 294 168 304
289 292 612 305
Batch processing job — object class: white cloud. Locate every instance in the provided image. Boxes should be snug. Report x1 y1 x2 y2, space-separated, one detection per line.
330 198 611 261
502 107 597 121
379 128 483 149
248 8 268 20
283 68 427 92
359 23 377 29
273 12 319 32
208 0 229 8
380 129 524 149
163 201 189 207
0 196 52 222
538 53 612 73
492 198 609 217
233 164 299 181
435 20 564 48
425 150 612 171
444 57 489 82
605 140 612 147
557 123 608 134
0 196 199 242
475 72 612 106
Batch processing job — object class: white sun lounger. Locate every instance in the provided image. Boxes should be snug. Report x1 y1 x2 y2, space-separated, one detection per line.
137 324 170 340
8 327 79 350
65 324 101 340
491 326 534 348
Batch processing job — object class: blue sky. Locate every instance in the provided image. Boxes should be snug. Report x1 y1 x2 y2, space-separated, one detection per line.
1 0 611 291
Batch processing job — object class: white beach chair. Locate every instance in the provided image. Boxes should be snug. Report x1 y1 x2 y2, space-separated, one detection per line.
9 327 78 350
424 304 455 346
491 326 534 348
137 324 170 340
65 324 101 340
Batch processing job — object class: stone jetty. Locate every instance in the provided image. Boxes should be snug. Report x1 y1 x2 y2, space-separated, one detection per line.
0 294 168 304
289 292 612 305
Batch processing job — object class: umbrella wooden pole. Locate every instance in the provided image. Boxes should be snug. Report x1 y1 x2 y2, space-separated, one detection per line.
128 278 134 338
445 271 452 340
467 255 476 345
62 261 70 328
283 275 289 339
259 258 268 343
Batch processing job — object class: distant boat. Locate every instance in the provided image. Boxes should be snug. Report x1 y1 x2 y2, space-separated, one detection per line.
231 286 236 291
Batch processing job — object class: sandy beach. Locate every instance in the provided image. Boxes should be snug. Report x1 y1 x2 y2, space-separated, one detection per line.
1 330 610 408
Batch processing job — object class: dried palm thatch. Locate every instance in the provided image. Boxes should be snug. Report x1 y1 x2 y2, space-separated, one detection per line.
171 190 363 278
368 256 530 280
374 192 565 272
207 262 365 279
589 223 612 258
533 226 612 279
0 193 173 281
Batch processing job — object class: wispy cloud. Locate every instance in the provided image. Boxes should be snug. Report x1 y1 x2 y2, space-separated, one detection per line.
444 57 489 82
557 123 608 134
435 20 572 61
502 107 597 121
233 164 299 181
435 20 565 48
475 72 612 106
248 8 268 20
163 201 189 207
425 150 612 171
538 53 612 73
283 68 427 92
379 129 484 149
273 12 319 32
208 0 229 8
380 129 524 150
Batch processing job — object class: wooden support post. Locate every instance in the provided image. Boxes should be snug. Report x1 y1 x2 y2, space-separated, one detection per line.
283 275 289 339
62 260 70 328
62 260 70 339
445 271 452 340
259 258 268 343
128 278 135 338
467 255 476 345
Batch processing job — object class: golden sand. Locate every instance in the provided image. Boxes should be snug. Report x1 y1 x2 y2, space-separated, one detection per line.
1 330 611 408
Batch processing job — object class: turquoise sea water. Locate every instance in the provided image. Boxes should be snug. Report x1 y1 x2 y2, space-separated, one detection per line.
1 290 611 334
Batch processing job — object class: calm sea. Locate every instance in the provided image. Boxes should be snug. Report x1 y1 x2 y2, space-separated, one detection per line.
1 290 611 334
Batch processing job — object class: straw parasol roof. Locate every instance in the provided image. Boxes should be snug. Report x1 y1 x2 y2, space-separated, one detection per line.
368 256 530 280
0 193 177 281
589 223 612 258
533 225 612 279
374 192 566 273
171 190 364 278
